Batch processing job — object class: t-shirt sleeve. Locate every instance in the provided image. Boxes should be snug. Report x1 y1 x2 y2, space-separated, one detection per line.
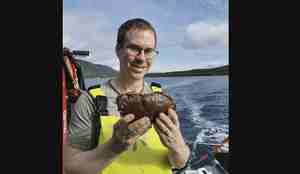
68 91 96 151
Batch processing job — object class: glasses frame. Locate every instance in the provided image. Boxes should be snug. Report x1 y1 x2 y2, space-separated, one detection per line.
125 44 159 58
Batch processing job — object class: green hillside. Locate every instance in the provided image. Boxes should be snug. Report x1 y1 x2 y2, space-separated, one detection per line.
146 65 229 77
75 59 118 78
75 59 228 78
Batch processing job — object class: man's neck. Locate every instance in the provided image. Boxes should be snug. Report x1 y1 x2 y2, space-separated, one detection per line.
113 75 144 94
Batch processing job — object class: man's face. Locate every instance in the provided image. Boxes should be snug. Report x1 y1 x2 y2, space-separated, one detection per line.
117 29 156 80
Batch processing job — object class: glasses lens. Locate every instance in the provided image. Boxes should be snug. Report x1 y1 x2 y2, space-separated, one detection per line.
127 45 139 55
126 44 158 57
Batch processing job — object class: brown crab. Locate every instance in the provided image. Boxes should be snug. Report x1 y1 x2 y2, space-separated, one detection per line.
116 92 176 123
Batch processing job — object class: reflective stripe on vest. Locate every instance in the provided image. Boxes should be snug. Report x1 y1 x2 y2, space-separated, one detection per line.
89 87 105 97
151 86 162 92
151 82 162 93
99 116 172 174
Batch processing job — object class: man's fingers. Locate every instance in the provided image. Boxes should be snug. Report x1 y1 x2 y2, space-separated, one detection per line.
154 124 165 138
168 108 179 127
128 116 151 135
157 113 176 131
154 124 165 136
153 124 169 146
126 134 141 145
155 116 172 136
129 116 151 128
122 114 135 123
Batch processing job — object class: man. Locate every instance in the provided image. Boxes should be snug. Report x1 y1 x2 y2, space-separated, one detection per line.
64 18 190 174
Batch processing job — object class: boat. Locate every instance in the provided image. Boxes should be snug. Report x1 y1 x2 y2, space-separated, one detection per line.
173 138 229 174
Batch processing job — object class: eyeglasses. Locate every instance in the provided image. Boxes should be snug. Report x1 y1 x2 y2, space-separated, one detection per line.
125 44 159 58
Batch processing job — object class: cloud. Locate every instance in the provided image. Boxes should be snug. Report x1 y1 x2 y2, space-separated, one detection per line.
182 21 228 49
63 10 119 69
63 11 114 49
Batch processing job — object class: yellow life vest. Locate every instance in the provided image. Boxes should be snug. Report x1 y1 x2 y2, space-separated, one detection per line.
99 116 172 174
88 82 172 174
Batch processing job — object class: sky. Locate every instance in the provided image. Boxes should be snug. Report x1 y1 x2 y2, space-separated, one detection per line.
63 0 228 73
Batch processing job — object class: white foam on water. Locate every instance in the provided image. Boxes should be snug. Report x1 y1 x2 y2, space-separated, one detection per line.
162 77 201 90
194 126 229 152
178 91 219 130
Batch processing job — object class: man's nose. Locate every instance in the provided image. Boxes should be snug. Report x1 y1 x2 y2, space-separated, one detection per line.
136 50 147 61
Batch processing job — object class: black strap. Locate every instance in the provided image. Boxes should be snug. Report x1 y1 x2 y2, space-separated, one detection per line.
90 110 101 149
87 84 109 149
151 82 162 88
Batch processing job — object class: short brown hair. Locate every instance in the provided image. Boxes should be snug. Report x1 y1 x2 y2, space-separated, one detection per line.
116 18 157 49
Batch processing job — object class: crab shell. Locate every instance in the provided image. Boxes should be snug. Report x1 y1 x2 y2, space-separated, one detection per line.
116 92 176 123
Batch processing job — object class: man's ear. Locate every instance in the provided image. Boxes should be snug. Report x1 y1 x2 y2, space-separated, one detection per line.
116 44 123 59
115 45 120 58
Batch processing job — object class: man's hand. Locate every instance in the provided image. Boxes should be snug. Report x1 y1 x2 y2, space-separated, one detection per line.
111 114 152 153
153 108 185 151
154 108 190 169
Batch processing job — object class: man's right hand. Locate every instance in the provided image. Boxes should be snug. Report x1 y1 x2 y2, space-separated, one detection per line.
111 114 151 153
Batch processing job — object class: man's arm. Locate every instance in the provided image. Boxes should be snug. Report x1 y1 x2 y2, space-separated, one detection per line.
154 108 190 169
65 115 152 174
64 136 127 174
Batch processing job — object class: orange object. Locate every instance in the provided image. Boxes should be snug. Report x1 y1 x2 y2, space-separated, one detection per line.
212 136 229 153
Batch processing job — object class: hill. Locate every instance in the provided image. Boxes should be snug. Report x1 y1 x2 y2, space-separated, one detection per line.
75 59 228 78
145 65 229 77
75 59 118 78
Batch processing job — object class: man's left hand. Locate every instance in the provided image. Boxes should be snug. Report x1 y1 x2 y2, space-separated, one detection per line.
153 108 188 153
